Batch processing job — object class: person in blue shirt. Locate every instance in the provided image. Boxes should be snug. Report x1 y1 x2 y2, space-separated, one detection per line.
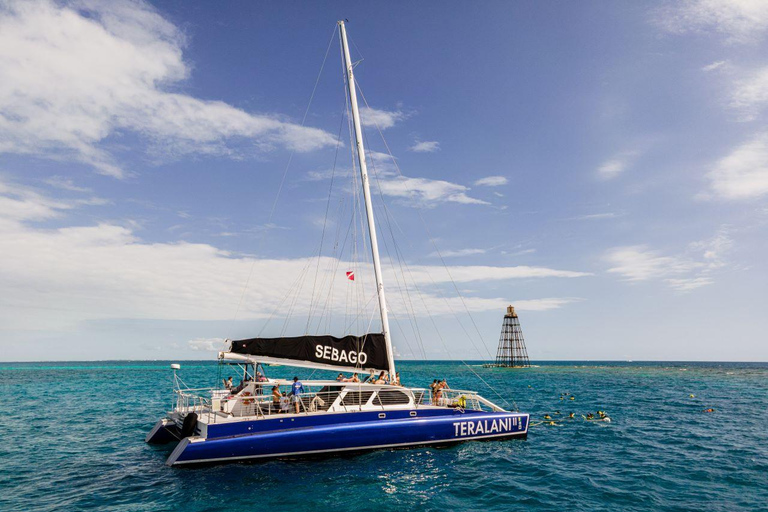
291 376 305 414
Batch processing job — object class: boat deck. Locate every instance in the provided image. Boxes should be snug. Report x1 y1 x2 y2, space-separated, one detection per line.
170 379 504 429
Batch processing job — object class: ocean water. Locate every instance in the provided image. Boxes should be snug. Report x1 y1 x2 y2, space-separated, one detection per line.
1 360 766 512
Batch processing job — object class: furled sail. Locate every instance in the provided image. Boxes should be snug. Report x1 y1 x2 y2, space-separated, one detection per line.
226 334 389 373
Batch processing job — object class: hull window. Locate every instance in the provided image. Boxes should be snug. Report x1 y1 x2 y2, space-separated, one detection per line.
373 390 410 406
341 391 374 406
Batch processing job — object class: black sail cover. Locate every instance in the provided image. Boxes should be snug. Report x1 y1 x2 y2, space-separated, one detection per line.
229 333 389 372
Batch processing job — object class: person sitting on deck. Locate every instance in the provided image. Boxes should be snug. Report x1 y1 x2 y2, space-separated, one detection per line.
223 376 233 389
374 371 388 384
391 372 401 386
231 377 248 395
336 373 345 382
342 373 360 383
291 376 305 414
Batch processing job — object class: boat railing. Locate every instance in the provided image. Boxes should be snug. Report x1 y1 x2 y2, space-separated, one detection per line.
172 383 506 422
428 388 506 412
173 387 214 416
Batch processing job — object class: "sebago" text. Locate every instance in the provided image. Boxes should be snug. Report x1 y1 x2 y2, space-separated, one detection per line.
314 345 368 365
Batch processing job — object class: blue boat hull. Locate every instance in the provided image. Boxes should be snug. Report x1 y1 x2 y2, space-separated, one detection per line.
164 409 528 466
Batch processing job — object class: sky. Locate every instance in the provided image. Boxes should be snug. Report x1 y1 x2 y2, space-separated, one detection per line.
1 0 767 362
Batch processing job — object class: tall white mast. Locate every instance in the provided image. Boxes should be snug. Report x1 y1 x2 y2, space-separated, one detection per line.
338 20 396 380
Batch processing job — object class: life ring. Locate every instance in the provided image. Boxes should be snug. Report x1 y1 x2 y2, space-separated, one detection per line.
241 391 254 405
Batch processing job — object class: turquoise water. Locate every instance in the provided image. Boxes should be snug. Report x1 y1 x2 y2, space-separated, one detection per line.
1 360 766 511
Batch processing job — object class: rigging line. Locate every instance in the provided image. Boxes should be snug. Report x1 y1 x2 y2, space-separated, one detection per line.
362 125 428 360
353 83 516 410
340 35 374 337
383 218 428 360
320 196 348 333
354 80 495 361
375 205 424 359
314 212 349 334
387 309 418 362
257 257 316 336
340 291 379 334
305 102 348 332
312 202 345 334
315 205 355 333
381 209 516 409
311 202 349 334
280 258 315 335
230 24 338 332
363 178 423 359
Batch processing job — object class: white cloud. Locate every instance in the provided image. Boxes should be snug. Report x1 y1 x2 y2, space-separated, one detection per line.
188 337 227 352
605 246 702 282
512 298 581 311
43 176 91 193
708 132 768 199
428 248 486 258
359 106 406 129
409 140 440 153
702 60 727 71
502 248 536 257
604 232 733 291
0 178 589 332
310 151 489 207
376 176 489 206
572 212 620 220
690 228 733 268
664 277 715 292
597 151 638 179
407 264 590 282
0 0 336 177
473 176 508 187
730 66 768 121
656 0 768 44
0 177 80 221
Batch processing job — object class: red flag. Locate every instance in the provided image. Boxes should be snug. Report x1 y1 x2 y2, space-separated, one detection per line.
346 271 355 281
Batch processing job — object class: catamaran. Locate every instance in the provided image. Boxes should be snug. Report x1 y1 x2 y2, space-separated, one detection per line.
146 20 529 466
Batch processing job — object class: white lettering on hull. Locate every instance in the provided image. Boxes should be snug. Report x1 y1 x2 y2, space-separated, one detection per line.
452 417 522 438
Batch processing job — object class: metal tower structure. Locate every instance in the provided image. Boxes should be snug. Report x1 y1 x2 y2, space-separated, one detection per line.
486 305 530 368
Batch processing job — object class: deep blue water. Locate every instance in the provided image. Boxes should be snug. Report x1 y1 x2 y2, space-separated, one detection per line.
1 360 766 511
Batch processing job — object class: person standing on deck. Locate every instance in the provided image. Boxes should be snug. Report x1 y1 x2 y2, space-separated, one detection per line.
291 376 305 414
